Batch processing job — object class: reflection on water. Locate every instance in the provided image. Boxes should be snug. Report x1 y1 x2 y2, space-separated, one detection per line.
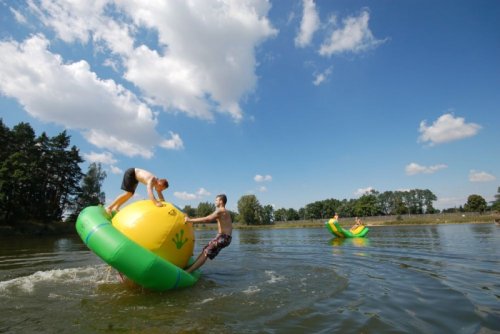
1 224 499 333
329 237 370 247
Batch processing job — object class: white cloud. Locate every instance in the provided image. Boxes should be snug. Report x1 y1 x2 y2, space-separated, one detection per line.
28 0 277 122
259 186 268 192
10 7 27 24
405 163 448 176
160 132 184 150
313 66 333 86
254 174 272 182
418 113 481 146
469 170 496 182
174 191 198 201
174 187 212 201
110 165 123 175
319 9 386 56
354 187 374 196
0 35 169 158
83 151 117 165
295 0 320 48
2 1 278 159
197 188 212 197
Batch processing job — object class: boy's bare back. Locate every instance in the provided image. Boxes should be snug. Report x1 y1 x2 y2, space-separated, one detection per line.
134 168 157 185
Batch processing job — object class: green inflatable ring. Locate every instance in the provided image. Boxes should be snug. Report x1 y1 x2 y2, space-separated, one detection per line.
325 218 369 238
76 205 200 291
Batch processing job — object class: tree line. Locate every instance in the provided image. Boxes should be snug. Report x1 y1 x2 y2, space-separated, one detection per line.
0 120 106 225
1 120 498 227
232 187 499 225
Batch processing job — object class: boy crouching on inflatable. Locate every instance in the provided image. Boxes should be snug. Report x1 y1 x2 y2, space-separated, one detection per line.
184 194 232 273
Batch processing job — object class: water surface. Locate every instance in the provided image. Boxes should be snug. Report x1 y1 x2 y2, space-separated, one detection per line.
1 223 499 333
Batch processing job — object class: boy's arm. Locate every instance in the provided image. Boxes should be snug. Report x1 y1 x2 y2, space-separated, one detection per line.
147 178 163 207
185 210 220 223
157 189 165 202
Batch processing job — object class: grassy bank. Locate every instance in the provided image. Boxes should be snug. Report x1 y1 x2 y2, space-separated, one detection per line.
195 212 499 230
2 212 498 236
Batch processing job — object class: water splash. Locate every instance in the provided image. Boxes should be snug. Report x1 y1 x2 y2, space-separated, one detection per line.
0 265 115 296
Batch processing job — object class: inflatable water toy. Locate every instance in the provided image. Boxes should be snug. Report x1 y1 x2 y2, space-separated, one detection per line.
76 200 200 291
325 218 369 238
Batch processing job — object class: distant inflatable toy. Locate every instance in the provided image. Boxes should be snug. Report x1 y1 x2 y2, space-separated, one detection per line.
325 218 369 238
76 200 200 291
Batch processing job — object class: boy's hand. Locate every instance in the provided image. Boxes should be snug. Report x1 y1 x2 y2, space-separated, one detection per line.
155 202 164 207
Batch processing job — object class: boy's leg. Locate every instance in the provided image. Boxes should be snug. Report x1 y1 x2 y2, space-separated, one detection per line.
185 252 208 273
106 192 133 213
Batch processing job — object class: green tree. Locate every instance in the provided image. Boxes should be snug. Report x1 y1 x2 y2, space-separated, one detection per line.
260 204 274 225
0 122 37 221
237 195 261 225
196 202 215 218
0 122 83 224
464 194 487 213
286 208 300 221
354 191 380 217
491 187 500 212
182 205 196 217
42 131 83 220
422 189 438 213
67 163 107 222
274 208 287 221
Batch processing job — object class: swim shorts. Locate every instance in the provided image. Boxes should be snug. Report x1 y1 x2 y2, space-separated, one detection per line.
121 168 139 193
203 233 232 260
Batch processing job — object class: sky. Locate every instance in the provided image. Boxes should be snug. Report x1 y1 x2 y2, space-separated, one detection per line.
0 0 499 212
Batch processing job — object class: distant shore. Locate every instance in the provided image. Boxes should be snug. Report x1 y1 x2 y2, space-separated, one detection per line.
1 212 498 236
198 212 500 230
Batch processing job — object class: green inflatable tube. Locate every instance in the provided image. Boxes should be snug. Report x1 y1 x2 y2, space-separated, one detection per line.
325 218 369 238
76 205 200 291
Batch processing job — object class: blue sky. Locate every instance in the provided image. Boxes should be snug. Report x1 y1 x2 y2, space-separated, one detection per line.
0 0 499 212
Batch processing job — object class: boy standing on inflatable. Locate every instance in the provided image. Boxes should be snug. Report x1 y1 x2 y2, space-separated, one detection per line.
106 168 169 215
184 194 232 273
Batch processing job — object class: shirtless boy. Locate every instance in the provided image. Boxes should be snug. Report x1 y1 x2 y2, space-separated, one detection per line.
184 194 232 273
106 168 168 214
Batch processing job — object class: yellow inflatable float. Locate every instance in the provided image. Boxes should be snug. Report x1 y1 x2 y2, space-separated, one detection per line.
113 200 195 268
76 200 200 291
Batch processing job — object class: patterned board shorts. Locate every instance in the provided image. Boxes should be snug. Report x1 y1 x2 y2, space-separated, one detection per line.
203 233 232 260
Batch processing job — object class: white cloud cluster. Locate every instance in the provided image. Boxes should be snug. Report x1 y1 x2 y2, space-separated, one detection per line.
319 10 386 57
405 163 448 176
418 113 481 146
294 4 386 85
254 174 273 182
295 0 320 48
83 151 117 165
469 170 496 182
1 0 277 158
313 66 333 86
174 188 212 201
83 150 124 175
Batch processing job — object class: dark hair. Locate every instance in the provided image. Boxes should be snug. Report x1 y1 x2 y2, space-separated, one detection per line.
158 179 169 189
216 194 227 205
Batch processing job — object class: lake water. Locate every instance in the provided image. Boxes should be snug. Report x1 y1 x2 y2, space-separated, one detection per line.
1 223 499 333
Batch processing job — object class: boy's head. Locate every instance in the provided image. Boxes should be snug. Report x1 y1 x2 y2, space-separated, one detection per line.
157 178 169 190
216 194 227 205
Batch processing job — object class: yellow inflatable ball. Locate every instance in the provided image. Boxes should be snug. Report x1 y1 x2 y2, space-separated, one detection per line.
112 200 195 268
